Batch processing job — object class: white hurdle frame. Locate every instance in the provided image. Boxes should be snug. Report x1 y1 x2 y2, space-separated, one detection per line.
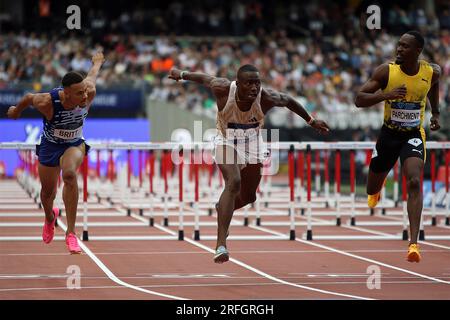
1 141 449 241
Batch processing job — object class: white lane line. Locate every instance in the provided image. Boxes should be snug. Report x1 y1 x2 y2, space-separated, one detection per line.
316 213 450 251
130 208 448 296
367 214 450 250
127 211 372 300
0 285 122 293
1 248 447 257
134 216 372 300
0 279 447 294
56 219 187 300
261 206 450 251
1 273 448 281
250 224 450 285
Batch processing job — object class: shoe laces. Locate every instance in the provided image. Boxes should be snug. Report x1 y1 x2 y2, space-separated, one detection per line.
67 233 78 246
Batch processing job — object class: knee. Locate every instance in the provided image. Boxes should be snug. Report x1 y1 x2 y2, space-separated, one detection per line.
62 170 77 185
407 177 421 193
226 176 241 194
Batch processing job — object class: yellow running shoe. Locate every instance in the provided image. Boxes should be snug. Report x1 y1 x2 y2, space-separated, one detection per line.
407 243 421 263
367 192 381 209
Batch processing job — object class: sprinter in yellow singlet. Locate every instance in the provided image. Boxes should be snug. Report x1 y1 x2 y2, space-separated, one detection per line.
355 31 442 263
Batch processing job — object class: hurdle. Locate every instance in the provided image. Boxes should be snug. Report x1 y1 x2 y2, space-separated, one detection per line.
261 141 450 240
1 141 449 242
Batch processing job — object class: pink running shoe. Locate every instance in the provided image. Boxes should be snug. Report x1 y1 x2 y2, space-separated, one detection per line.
65 233 81 254
42 208 59 244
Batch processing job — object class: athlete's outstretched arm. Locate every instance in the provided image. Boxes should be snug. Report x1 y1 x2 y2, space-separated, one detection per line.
168 68 216 86
168 68 230 99
428 63 441 131
262 88 330 134
355 64 406 108
6 93 51 120
85 51 105 102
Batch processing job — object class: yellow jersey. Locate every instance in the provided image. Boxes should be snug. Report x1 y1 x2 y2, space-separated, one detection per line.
383 60 433 132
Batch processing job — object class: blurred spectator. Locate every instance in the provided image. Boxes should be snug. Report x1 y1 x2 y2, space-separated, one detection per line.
0 0 448 127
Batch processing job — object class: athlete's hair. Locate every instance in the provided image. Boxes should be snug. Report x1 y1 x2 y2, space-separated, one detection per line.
62 71 84 88
405 30 425 49
237 64 259 78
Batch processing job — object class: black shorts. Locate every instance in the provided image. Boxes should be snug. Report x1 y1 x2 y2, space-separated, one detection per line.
369 125 426 173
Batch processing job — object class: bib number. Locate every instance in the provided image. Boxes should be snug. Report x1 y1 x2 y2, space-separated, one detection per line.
390 102 421 128
225 128 258 141
53 127 83 140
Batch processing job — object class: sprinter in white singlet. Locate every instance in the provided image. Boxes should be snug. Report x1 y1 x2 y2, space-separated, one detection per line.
169 65 330 263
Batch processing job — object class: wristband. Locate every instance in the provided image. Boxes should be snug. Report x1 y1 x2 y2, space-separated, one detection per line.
307 117 315 125
180 71 188 80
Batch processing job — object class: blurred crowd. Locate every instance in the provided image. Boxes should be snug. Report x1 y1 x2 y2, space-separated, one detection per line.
0 0 449 119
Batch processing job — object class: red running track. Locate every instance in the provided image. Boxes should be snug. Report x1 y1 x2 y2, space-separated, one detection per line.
1 182 449 300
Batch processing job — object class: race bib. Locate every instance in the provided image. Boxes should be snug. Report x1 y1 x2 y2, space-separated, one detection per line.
225 128 259 141
53 127 83 140
390 102 421 128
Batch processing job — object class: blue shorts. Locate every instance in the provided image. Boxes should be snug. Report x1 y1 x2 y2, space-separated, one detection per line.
36 138 90 167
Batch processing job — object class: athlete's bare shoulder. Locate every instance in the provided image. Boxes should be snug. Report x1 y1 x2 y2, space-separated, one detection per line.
211 78 231 111
210 77 231 98
373 63 390 78
429 62 441 73
429 62 441 85
261 87 289 106
32 93 53 120
32 92 52 107
362 63 390 91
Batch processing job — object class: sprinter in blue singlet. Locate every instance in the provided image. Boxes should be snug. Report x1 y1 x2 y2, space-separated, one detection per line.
7 52 105 254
